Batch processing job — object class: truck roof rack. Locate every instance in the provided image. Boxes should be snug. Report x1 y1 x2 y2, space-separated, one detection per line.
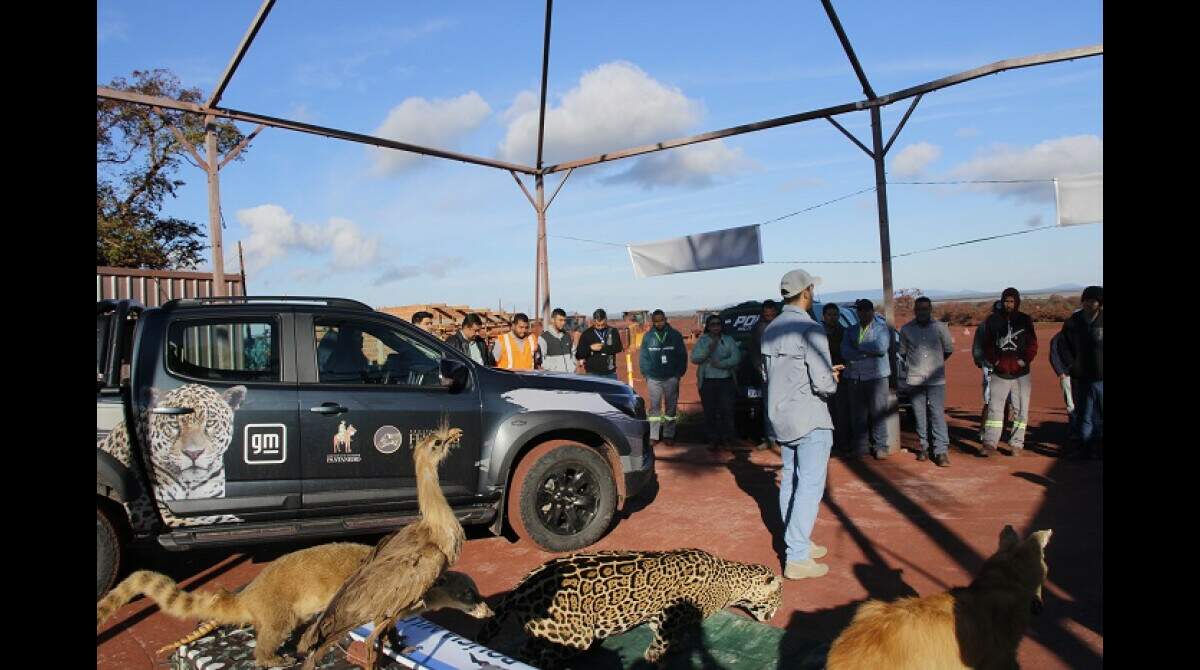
163 296 373 311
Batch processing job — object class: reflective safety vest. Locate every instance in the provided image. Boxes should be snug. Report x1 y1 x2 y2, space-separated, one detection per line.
497 332 537 370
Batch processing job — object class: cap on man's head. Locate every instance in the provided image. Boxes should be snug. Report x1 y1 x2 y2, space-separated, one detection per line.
1081 285 1103 304
592 308 607 320
854 298 874 310
780 269 821 299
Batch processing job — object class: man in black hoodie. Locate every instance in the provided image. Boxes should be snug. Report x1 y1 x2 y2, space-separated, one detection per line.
980 288 1038 456
1059 285 1103 458
576 309 624 379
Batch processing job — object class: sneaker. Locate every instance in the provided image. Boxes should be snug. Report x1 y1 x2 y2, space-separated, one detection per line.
810 544 828 559
1010 446 1023 457
872 449 889 460
979 445 996 457
916 449 928 462
784 559 830 580
933 453 950 467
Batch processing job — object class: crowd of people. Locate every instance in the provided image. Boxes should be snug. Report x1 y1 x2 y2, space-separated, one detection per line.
409 274 1102 582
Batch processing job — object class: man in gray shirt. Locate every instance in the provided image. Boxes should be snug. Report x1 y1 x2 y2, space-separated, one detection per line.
762 268 843 580
899 296 955 466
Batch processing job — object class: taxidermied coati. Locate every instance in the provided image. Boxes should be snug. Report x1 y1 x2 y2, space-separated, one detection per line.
155 571 494 661
98 542 372 668
825 525 1053 670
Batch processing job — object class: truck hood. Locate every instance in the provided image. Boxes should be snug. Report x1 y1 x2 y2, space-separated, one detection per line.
490 369 633 394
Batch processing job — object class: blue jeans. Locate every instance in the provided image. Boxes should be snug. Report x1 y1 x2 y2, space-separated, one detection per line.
910 384 949 455
849 377 890 453
779 428 833 563
1075 379 1103 445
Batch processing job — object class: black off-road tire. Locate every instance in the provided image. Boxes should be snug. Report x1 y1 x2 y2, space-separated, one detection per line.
507 440 618 552
97 502 123 600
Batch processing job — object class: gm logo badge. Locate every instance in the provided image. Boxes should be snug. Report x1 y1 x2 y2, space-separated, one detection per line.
244 424 287 464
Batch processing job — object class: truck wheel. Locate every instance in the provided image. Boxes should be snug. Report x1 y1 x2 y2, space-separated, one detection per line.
507 440 618 552
97 503 123 600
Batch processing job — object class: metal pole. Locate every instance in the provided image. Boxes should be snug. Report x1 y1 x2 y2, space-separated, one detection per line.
869 107 894 326
205 115 227 296
238 241 248 295
535 174 549 323
869 105 900 454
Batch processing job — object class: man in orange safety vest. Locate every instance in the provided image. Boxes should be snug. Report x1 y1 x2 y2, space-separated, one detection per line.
492 313 541 370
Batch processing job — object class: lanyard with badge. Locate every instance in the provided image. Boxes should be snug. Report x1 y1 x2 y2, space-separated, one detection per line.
654 329 670 365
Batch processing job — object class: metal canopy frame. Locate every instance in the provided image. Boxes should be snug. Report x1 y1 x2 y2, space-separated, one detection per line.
96 0 1102 323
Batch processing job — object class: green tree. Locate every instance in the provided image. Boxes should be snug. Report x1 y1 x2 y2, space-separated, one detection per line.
97 69 247 269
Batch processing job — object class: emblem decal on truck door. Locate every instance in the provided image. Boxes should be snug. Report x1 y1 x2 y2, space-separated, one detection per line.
244 424 287 464
374 425 403 454
329 420 362 463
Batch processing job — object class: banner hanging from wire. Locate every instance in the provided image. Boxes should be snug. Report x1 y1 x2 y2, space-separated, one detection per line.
1054 173 1102 226
627 224 763 278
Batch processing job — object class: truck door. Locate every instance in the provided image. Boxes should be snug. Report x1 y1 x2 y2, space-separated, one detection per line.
143 309 301 525
296 312 483 515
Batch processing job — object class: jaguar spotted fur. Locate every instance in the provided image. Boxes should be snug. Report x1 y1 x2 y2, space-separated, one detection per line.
477 548 782 667
98 384 246 529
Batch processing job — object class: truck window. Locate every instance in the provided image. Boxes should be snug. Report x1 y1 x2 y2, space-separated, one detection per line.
314 318 441 386
166 319 279 383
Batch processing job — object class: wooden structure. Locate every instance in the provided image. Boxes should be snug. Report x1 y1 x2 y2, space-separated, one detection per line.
97 266 245 307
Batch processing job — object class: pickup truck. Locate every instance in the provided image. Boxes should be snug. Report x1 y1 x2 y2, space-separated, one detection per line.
96 297 654 599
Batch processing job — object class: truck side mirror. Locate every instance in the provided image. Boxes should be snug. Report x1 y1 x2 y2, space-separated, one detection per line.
440 358 470 393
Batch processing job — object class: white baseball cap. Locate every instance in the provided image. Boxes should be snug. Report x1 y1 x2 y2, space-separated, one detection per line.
780 268 822 298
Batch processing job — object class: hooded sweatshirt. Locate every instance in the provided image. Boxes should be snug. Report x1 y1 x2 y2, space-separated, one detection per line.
982 288 1038 379
639 324 688 380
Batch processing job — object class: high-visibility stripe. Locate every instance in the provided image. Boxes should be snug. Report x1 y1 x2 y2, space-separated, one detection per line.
663 415 676 421
984 420 1004 427
648 417 662 422
1013 421 1027 429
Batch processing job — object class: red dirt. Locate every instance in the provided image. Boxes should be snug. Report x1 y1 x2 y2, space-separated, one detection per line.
97 323 1101 669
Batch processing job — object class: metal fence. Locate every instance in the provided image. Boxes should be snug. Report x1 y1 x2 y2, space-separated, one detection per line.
96 266 245 307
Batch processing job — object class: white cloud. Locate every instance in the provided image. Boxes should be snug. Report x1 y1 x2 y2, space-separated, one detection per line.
500 61 751 188
603 141 756 189
499 61 702 168
951 135 1102 203
236 204 379 272
369 92 491 175
891 142 942 177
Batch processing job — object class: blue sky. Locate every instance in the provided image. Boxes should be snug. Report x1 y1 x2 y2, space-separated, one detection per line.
97 1 1103 315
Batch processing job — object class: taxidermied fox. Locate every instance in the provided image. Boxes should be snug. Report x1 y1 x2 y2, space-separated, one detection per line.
825 525 1053 670
98 542 373 668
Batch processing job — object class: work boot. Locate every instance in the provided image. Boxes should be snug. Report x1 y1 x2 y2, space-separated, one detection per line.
872 448 888 460
784 559 829 580
933 453 951 467
916 449 928 462
1010 446 1023 457
979 445 996 458
810 544 828 559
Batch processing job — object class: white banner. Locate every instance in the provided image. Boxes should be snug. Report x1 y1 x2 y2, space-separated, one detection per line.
1055 173 1102 226
627 224 763 278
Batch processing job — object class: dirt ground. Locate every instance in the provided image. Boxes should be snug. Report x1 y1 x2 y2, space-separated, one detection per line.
97 323 1102 669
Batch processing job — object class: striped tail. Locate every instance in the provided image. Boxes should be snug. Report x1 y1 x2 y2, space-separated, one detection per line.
155 620 228 656
97 570 246 630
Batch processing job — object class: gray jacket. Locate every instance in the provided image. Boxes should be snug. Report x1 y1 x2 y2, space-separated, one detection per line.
761 305 837 444
899 318 954 386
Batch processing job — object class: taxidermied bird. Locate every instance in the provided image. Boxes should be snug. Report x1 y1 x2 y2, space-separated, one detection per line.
299 422 466 670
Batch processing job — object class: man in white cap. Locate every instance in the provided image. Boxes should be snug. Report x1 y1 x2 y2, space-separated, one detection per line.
761 268 843 579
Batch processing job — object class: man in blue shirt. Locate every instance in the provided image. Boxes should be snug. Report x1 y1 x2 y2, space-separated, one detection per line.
762 269 843 580
841 299 892 459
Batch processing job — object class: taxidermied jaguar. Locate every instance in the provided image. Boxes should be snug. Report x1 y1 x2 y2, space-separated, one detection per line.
476 548 782 667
